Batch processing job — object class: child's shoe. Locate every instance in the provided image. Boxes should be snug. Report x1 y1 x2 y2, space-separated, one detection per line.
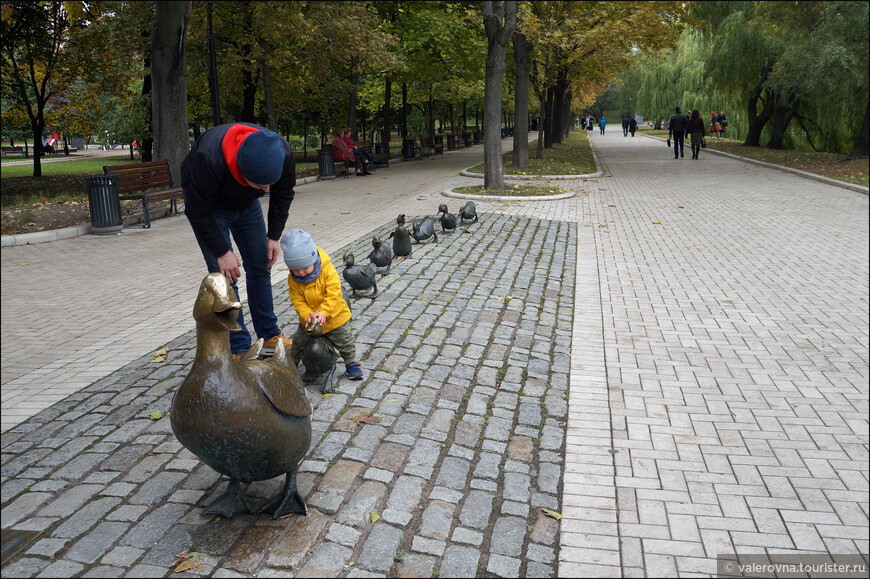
346 363 363 381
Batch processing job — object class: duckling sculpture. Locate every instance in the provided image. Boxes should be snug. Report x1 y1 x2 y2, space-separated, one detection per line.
411 215 438 244
388 214 413 258
459 201 479 224
171 273 312 519
438 204 457 234
343 252 378 299
369 235 393 275
299 319 338 394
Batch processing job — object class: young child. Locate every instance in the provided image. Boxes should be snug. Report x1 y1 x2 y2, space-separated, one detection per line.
280 229 363 381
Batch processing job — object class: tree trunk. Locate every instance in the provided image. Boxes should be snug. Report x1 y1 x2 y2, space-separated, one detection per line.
427 84 435 138
260 38 277 131
767 96 799 150
536 91 545 159
141 46 154 162
543 86 555 148
744 65 773 147
512 29 531 168
402 83 408 138
482 1 517 190
846 99 869 160
348 56 359 136
151 0 191 184
382 75 392 147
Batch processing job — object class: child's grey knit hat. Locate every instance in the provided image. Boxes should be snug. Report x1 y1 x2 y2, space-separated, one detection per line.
281 229 317 270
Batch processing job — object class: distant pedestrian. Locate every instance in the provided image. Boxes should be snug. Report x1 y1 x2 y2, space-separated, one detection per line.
689 110 706 159
580 116 586 130
709 111 723 139
599 116 607 135
629 117 637 137
622 114 630 137
587 116 594 131
718 112 728 135
668 106 689 159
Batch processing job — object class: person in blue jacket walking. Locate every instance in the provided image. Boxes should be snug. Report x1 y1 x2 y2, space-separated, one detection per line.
599 116 607 135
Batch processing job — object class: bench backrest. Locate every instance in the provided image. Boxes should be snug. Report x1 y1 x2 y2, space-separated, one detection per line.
421 136 434 146
104 160 175 194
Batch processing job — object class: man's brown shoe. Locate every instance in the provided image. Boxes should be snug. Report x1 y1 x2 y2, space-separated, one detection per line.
261 333 291 356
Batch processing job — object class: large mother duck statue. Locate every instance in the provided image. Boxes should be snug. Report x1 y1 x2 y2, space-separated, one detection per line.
171 273 312 519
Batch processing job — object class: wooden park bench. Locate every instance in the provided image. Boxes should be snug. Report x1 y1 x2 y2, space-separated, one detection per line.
1 146 25 156
103 159 183 228
423 135 445 155
417 136 437 158
357 140 390 169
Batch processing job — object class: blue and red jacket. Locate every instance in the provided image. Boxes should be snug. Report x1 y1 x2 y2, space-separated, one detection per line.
181 123 296 258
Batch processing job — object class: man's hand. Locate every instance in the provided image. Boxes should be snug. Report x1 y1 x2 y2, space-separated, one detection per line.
218 251 242 284
266 238 280 268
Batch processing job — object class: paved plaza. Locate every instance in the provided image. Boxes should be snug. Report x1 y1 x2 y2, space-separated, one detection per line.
1 132 867 577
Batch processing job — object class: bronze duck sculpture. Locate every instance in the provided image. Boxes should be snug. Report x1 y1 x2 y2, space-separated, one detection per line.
388 214 413 258
369 235 393 275
299 319 338 394
459 201 479 224
438 204 457 234
411 215 438 244
171 273 312 519
343 252 378 299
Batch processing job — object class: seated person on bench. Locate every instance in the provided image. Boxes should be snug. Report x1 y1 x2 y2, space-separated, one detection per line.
331 129 369 176
341 128 375 175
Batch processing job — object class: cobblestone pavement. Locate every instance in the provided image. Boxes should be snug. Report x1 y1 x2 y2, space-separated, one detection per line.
2 211 573 578
2 130 869 578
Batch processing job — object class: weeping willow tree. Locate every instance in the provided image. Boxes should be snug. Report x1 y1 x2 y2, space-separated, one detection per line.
628 27 727 132
622 1 868 155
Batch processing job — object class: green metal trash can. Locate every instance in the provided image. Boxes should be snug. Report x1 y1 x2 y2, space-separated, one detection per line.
84 174 123 235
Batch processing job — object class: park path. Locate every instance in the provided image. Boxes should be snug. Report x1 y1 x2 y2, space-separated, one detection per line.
559 130 869 575
1 129 867 577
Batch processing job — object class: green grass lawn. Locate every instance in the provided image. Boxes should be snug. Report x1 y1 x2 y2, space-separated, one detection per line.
0 157 320 209
465 129 596 176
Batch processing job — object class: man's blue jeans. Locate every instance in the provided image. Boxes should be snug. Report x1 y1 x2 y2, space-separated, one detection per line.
185 195 280 354
673 133 685 158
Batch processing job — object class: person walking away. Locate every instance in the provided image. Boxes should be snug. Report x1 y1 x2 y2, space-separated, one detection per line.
599 116 607 135
280 229 364 381
629 117 637 137
622 114 630 137
689 110 706 159
709 111 722 139
181 122 294 357
668 106 689 159
718 112 728 136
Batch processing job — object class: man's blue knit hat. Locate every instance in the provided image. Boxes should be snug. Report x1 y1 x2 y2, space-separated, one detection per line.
237 130 285 185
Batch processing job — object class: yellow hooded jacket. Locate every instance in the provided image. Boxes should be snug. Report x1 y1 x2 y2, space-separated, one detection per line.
286 247 351 333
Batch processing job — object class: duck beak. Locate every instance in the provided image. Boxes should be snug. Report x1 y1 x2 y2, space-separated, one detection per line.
213 300 243 332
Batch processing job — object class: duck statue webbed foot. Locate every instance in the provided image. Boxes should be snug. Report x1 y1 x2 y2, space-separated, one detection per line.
202 478 252 518
257 469 307 517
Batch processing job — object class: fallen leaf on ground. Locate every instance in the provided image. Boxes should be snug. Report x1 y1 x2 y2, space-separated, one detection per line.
370 511 381 523
652 221 662 225
542 508 562 520
171 552 203 573
149 411 163 420
150 355 166 363
353 414 382 424
155 347 169 356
